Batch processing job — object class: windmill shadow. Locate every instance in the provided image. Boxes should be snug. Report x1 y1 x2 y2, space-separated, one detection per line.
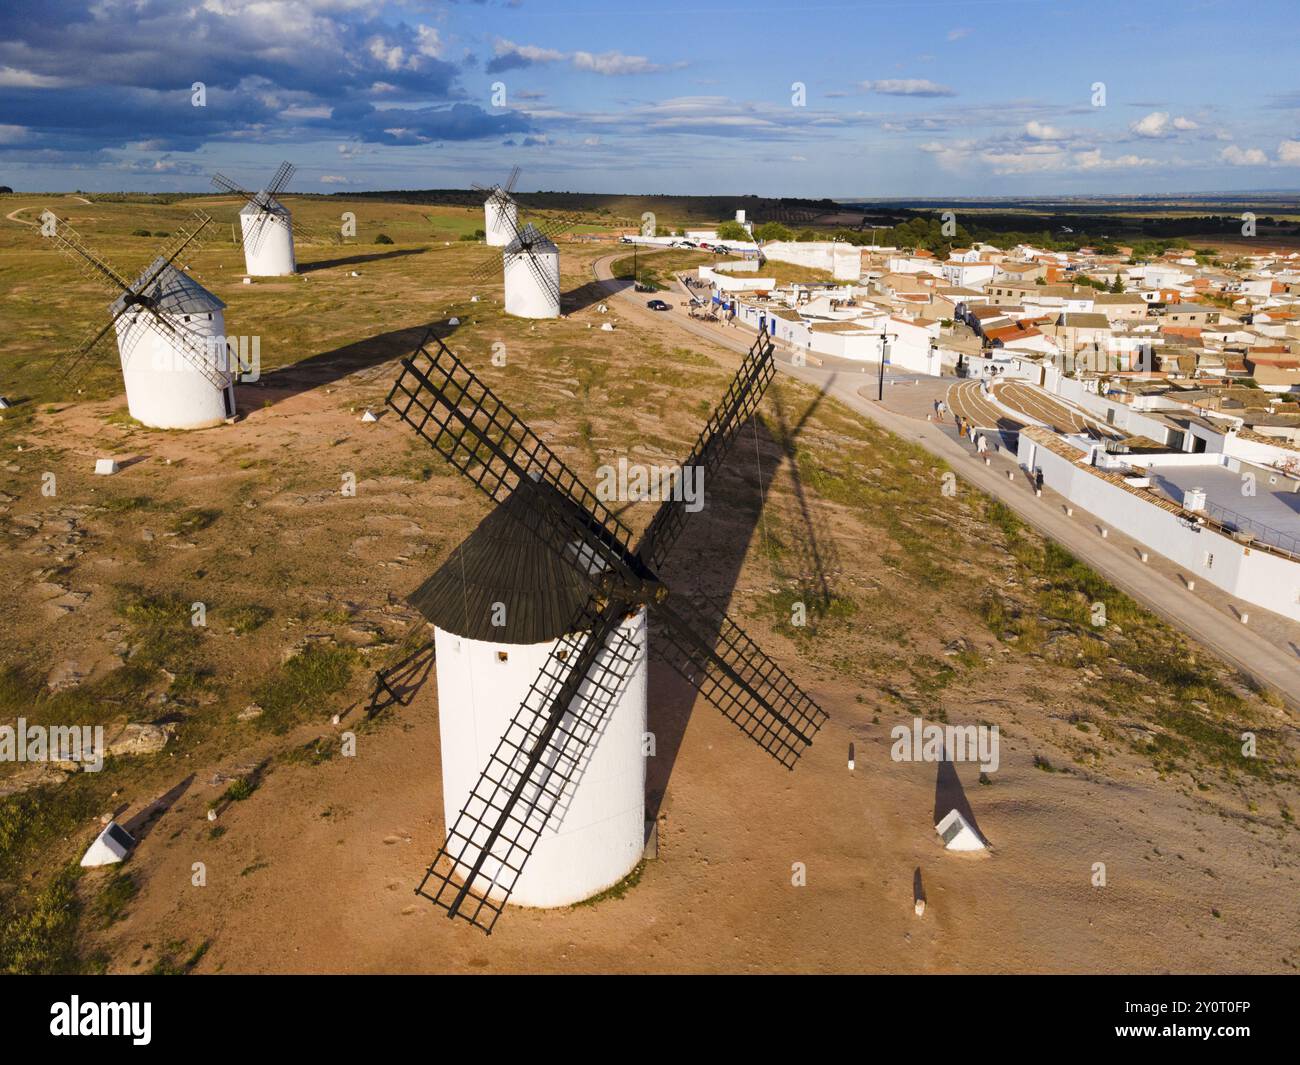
298 247 429 274
247 318 458 405
932 747 988 845
768 381 843 613
563 277 628 314
645 404 828 822
367 634 438 717
122 774 195 843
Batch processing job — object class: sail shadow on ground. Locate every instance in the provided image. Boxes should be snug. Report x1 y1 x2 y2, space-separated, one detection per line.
245 318 460 405
297 246 429 274
645 405 831 821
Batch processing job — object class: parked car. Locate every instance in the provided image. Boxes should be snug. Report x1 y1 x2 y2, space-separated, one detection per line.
713 244 731 254
647 299 670 311
619 236 634 243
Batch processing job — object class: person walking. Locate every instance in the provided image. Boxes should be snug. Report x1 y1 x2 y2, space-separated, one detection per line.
977 432 988 455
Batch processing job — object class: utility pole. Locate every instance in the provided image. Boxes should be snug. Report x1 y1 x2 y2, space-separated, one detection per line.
873 327 899 401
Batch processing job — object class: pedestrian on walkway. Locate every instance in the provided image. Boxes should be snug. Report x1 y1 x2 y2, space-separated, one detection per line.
976 433 988 455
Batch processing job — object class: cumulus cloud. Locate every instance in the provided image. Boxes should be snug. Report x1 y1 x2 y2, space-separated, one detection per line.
860 79 955 97
1024 120 1064 140
1130 111 1199 138
1276 139 1300 165
1220 144 1268 166
0 2 527 155
946 28 972 41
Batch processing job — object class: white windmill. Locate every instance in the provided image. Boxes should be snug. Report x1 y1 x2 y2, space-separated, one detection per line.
471 205 578 319
212 161 298 277
40 211 238 430
381 330 827 933
479 166 521 247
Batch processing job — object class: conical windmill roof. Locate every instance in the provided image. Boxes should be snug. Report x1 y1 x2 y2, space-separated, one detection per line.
504 222 556 255
108 258 225 317
408 483 598 644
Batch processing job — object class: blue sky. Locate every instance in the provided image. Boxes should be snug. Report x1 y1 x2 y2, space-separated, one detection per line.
1 0 1298 197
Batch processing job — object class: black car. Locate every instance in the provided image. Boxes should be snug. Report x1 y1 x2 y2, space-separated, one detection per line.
647 299 670 311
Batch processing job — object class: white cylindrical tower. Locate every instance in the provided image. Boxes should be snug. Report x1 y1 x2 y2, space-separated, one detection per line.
503 227 560 319
410 489 648 908
110 261 235 430
484 193 518 247
240 199 296 276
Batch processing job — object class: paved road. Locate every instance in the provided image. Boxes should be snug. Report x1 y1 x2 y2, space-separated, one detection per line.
591 251 1300 709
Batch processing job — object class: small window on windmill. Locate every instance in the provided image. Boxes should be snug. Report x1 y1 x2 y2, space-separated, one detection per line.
497 650 509 663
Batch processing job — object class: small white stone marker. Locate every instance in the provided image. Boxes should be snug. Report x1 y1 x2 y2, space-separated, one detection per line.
936 809 985 851
1240 612 1249 625
1035 488 1042 497
1140 551 1148 562
242 276 252 285
350 270 360 277
470 295 480 302
848 742 855 771
361 410 378 423
0 397 11 409
1006 470 1014 480
601 322 615 331
81 821 134 867
914 897 926 917
448 317 460 325
1186 579 1195 591
332 713 341 725
207 808 217 822
1066 506 1074 516
94 458 119 476
1100 528 1108 538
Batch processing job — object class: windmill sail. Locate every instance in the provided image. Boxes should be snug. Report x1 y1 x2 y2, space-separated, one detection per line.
388 328 826 933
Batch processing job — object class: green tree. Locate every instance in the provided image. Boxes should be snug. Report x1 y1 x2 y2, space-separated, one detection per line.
716 220 747 241
754 221 793 242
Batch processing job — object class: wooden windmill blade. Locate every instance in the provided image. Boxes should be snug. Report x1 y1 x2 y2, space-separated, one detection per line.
468 245 506 289
40 211 136 295
385 330 640 584
417 592 642 932
636 332 776 570
54 317 121 386
41 210 216 387
654 593 826 770
124 302 230 390
263 160 296 200
502 217 562 308
501 164 521 196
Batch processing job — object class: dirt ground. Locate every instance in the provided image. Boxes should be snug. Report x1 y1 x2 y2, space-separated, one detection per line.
2 203 1298 973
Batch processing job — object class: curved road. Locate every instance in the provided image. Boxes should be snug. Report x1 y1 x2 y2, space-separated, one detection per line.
591 250 1300 709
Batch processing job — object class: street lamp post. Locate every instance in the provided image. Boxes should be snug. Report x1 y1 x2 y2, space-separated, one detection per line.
874 328 899 401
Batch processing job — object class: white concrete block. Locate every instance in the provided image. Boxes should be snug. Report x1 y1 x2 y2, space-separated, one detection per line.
94 459 119 476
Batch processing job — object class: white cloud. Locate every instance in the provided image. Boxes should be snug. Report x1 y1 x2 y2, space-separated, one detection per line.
1277 139 1300 165
571 50 662 75
1025 120 1063 140
0 65 68 88
860 78 955 97
946 28 972 41
1220 144 1268 166
1130 111 1170 137
415 26 442 58
0 124 30 143
319 174 350 184
1130 111 1199 138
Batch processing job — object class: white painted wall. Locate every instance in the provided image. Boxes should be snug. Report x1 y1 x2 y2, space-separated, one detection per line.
504 246 560 318
113 307 234 430
1018 437 1300 621
433 610 648 908
761 241 862 281
484 197 518 247
240 208 295 276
